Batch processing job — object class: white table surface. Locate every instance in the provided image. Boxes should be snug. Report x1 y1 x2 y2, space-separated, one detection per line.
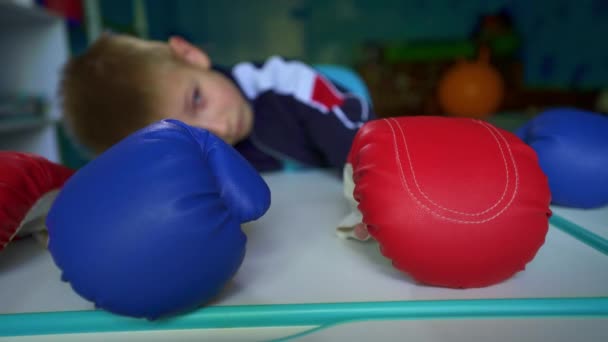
1 170 607 341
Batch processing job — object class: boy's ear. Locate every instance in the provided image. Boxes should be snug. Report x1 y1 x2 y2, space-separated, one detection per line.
168 36 211 69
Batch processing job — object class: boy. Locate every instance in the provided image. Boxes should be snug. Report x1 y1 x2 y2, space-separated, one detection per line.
60 33 375 172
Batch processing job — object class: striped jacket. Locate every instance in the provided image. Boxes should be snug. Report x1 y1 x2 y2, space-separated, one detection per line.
216 56 376 172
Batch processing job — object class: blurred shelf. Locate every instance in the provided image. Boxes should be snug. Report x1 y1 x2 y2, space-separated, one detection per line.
0 1 60 27
0 116 58 133
486 112 534 132
0 0 67 163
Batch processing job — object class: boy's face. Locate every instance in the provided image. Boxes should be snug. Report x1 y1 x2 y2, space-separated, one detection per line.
151 37 253 145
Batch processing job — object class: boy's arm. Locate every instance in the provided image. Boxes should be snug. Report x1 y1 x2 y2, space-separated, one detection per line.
302 84 374 168
232 56 375 169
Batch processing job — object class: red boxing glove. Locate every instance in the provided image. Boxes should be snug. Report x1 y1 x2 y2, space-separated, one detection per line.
0 152 74 251
343 116 551 288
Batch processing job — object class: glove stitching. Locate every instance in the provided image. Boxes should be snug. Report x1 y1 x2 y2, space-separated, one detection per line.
397 120 511 216
386 118 520 223
387 118 510 215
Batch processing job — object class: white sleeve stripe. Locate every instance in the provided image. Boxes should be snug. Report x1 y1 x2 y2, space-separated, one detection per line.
352 94 369 121
333 107 361 129
232 56 367 128
232 56 317 104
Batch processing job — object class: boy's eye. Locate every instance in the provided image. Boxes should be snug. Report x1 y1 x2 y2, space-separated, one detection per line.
192 87 203 107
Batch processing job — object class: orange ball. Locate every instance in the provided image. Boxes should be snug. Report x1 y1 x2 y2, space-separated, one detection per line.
438 48 505 119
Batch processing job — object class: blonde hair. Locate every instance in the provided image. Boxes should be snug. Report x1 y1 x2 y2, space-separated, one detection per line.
60 33 183 155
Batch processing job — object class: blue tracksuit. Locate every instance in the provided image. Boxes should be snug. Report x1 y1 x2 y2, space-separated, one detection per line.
215 56 375 172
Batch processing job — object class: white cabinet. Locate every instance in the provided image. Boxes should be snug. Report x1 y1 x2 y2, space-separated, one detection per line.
0 1 69 163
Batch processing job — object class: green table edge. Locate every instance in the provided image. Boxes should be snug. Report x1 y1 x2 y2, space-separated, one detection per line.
1 211 606 338
1 297 607 337
550 214 608 255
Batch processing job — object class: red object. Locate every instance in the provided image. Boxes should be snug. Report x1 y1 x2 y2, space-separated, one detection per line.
347 116 551 288
0 152 74 251
39 0 84 22
311 76 345 110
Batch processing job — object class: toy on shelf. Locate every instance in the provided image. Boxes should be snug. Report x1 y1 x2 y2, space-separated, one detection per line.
338 116 551 289
437 47 505 118
517 108 608 208
355 8 605 119
0 152 74 252
47 119 271 320
354 8 521 118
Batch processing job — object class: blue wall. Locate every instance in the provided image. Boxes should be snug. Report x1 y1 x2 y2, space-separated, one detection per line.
96 0 608 88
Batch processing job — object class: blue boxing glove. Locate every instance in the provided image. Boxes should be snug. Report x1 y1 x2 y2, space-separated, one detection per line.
47 119 271 319
517 108 608 208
